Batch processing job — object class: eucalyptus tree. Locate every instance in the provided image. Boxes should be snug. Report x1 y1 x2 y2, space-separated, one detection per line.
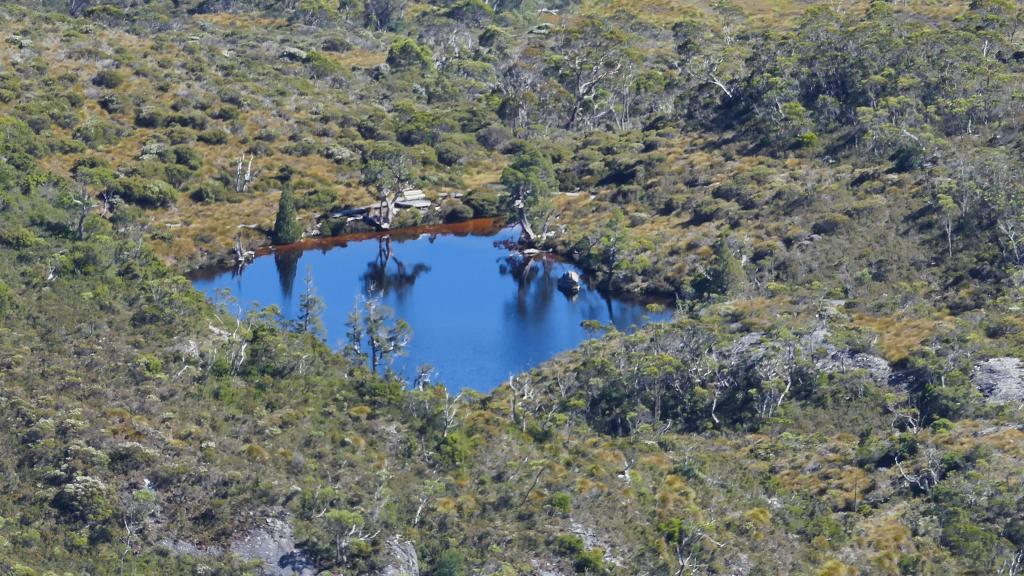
362 144 415 230
549 16 635 131
500 143 557 244
346 297 411 375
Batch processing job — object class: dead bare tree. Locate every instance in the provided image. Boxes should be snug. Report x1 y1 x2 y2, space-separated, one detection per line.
234 153 255 193
507 374 536 431
998 549 1024 576
233 231 257 266
441 389 464 438
894 444 942 493
62 181 97 241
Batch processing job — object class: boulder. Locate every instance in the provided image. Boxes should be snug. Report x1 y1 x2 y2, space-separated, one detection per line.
971 357 1024 404
381 536 419 576
279 47 308 62
6 35 32 48
557 270 581 294
229 518 314 576
323 145 358 164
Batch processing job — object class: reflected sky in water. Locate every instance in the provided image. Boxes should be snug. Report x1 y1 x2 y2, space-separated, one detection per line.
192 226 671 391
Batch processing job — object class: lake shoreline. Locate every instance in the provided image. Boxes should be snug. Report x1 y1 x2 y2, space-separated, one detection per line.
187 218 503 281
191 225 673 391
188 217 679 306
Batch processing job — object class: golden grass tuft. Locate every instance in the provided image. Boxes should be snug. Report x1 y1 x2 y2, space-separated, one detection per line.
851 314 947 362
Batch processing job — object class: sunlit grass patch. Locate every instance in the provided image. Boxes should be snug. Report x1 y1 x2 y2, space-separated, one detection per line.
851 314 946 363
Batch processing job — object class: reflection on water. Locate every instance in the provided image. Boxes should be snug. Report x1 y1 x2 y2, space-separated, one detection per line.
362 237 431 299
192 222 671 391
274 251 300 300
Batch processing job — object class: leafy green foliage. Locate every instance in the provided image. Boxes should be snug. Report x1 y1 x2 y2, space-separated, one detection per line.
0 1 1022 574
500 144 556 242
386 38 432 71
272 188 303 245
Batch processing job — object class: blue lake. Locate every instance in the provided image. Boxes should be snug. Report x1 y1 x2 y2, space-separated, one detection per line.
191 220 672 392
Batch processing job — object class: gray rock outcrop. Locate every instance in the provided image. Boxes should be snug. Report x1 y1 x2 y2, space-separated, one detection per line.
381 536 419 576
972 357 1024 404
230 517 314 576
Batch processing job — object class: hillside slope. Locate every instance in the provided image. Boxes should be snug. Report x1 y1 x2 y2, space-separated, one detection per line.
0 1 1022 575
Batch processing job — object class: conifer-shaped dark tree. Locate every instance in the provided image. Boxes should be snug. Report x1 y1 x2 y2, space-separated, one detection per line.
272 187 302 245
707 234 746 297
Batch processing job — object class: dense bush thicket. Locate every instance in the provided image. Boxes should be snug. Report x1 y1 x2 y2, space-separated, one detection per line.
1 0 1023 574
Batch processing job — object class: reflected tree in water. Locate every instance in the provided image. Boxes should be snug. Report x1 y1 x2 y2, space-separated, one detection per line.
274 250 300 299
361 236 430 298
498 250 623 323
498 252 559 319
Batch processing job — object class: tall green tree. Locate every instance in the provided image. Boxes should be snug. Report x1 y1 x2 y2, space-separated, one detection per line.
500 144 556 244
706 234 746 297
362 144 414 230
272 188 302 245
550 16 633 130
296 268 325 339
346 297 411 375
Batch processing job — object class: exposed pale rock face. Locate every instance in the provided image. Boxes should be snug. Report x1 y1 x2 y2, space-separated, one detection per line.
279 47 309 62
381 536 419 576
162 517 314 576
972 357 1024 404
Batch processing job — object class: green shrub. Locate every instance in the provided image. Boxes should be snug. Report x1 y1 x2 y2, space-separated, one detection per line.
163 164 194 187
51 476 113 523
433 550 466 576
812 214 851 235
0 280 13 312
91 69 125 89
97 93 123 114
386 38 432 71
438 431 472 467
549 491 572 514
295 187 336 212
134 109 166 128
197 129 228 145
1005 517 1024 548
556 534 584 555
109 442 158 472
891 143 924 172
0 116 45 158
73 119 120 149
441 199 473 222
321 37 352 52
167 112 207 130
445 0 493 24
106 177 177 208
393 208 422 228
463 190 500 217
211 105 240 121
173 146 203 170
0 227 37 249
307 50 344 80
942 518 999 564
573 549 607 574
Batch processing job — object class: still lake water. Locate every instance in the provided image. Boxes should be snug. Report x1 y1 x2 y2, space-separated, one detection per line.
191 220 672 392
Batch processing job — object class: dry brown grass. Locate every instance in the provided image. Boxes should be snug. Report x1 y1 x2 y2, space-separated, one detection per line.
150 190 283 263
579 0 802 25
851 314 946 363
338 48 387 68
577 0 970 29
192 12 288 30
